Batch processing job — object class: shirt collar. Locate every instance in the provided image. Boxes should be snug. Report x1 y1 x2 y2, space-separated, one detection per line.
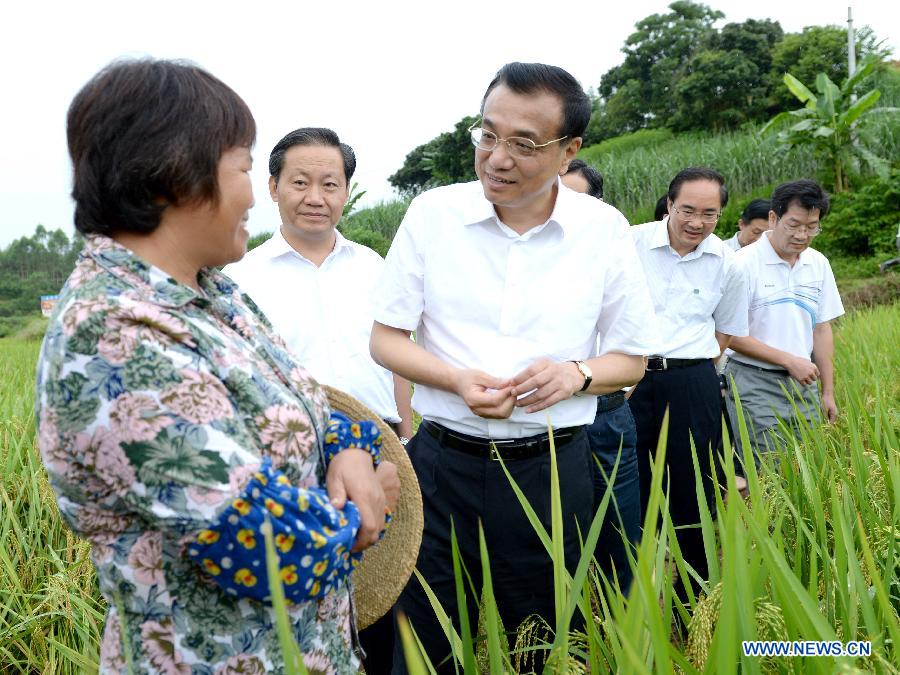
759 230 812 266
462 178 568 240
84 234 234 308
265 226 352 261
649 218 723 258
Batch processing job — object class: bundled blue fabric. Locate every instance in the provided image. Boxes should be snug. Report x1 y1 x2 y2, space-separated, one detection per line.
187 413 390 603
323 411 384 467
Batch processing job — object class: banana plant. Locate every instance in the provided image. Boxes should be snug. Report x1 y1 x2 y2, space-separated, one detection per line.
761 58 899 192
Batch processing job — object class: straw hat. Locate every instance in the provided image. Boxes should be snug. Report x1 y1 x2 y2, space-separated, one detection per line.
323 385 423 630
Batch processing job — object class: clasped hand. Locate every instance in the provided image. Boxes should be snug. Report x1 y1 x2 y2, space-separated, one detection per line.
326 448 399 552
454 359 582 419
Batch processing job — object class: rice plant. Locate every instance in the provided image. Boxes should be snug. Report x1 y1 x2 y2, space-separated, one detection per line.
0 340 106 673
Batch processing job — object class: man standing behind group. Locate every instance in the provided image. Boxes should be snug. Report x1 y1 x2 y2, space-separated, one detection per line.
724 198 771 251
629 167 748 604
562 161 640 595
724 180 843 462
370 63 657 672
223 128 412 674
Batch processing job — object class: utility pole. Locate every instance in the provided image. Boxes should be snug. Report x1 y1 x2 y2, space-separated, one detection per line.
848 7 857 102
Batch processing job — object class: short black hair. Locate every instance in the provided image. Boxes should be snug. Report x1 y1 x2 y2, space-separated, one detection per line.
565 159 604 199
740 199 772 222
654 195 669 221
667 167 728 209
481 62 592 140
269 128 356 183
771 180 830 220
67 58 255 236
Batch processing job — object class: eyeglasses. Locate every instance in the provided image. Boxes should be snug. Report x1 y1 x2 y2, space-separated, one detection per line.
468 124 567 159
779 220 821 237
671 206 721 225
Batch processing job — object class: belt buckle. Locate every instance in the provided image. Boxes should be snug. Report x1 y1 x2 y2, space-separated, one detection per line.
647 356 667 371
489 438 513 461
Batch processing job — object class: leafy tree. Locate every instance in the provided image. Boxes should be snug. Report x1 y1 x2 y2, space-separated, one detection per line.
670 49 762 131
596 1 723 137
0 226 82 323
767 25 887 111
762 59 899 192
708 19 784 75
389 116 478 196
586 80 646 142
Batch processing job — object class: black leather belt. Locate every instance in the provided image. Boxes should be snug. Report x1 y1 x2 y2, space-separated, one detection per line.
420 420 583 460
646 356 710 371
729 360 790 377
597 391 626 413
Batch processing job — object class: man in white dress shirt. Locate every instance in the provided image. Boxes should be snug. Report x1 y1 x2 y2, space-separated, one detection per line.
223 127 411 674
725 179 843 461
370 63 658 672
629 167 748 607
723 198 771 252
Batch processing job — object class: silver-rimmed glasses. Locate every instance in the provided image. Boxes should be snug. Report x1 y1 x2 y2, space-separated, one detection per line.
468 123 567 159
671 206 721 226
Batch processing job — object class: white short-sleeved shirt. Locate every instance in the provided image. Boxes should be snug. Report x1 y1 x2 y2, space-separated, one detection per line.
723 231 742 252
373 180 659 438
726 231 844 369
224 228 400 422
631 219 748 358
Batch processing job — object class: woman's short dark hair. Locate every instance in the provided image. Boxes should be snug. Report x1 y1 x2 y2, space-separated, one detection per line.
481 62 592 140
667 167 729 209
565 159 604 199
740 199 772 222
67 58 256 236
268 128 356 183
771 180 830 220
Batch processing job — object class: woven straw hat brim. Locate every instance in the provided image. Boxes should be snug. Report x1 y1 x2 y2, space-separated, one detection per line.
323 385 423 630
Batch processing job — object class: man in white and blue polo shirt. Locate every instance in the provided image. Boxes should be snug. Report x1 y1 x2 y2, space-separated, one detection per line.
725 179 844 463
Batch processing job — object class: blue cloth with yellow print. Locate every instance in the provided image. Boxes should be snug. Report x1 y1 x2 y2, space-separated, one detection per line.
188 414 388 603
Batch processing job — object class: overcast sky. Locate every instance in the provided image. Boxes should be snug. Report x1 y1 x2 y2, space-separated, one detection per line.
1 0 897 248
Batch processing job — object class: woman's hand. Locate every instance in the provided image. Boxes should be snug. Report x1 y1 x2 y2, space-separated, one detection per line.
325 448 386 552
376 460 400 514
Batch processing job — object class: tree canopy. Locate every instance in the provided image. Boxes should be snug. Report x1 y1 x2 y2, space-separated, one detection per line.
388 115 478 196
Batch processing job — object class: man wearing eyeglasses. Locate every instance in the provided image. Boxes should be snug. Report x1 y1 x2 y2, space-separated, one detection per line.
371 62 657 672
724 179 843 463
629 166 748 608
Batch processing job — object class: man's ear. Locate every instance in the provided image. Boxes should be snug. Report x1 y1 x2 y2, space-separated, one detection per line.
768 210 777 227
268 175 278 202
560 137 582 175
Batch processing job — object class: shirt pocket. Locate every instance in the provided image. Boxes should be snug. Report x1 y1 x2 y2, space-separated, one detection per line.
685 288 723 321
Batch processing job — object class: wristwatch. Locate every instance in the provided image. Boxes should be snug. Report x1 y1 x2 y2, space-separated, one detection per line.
570 360 593 392
398 436 410 446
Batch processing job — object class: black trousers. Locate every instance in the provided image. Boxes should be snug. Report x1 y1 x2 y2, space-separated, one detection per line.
392 424 594 674
629 360 721 603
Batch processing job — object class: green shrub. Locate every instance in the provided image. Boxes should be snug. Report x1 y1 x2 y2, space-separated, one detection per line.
815 170 900 257
341 199 410 242
340 227 391 258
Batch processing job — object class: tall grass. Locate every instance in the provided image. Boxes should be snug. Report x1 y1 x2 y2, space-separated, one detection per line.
1 304 897 672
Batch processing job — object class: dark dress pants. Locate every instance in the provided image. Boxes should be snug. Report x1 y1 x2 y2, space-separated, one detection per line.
585 397 640 595
629 360 721 603
392 425 594 674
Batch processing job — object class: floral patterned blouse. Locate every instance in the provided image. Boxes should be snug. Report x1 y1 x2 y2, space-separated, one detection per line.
36 235 362 674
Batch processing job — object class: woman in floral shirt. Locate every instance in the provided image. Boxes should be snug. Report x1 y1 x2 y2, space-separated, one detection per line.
35 59 397 674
